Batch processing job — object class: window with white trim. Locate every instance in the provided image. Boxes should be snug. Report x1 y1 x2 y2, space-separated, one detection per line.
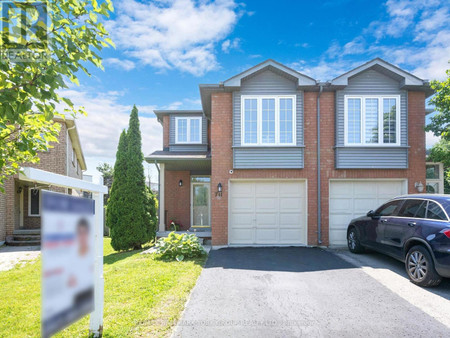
175 117 202 144
28 188 40 216
345 95 400 146
241 95 296 146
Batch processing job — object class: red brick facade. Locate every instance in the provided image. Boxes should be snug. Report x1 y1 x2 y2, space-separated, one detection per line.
0 121 84 242
164 170 191 230
209 91 427 246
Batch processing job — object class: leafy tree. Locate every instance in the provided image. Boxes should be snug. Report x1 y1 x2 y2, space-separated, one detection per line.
108 106 157 251
96 162 113 205
427 139 450 194
0 0 114 191
107 130 128 250
426 67 450 140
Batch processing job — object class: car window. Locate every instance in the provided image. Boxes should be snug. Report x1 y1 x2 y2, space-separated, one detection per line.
376 200 403 216
427 201 447 220
398 199 427 218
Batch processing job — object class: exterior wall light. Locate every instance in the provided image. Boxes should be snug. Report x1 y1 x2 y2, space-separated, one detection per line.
216 183 222 197
415 181 424 193
179 180 183 187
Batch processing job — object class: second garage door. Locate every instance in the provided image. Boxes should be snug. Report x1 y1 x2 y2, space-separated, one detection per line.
329 179 407 246
229 180 307 245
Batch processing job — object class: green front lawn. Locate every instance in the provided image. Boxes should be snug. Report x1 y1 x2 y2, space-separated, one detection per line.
0 238 206 337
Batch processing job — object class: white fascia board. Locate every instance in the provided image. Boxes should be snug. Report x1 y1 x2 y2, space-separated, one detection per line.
331 58 425 86
19 167 107 193
223 59 317 87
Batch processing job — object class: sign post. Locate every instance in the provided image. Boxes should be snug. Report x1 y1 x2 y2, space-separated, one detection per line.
89 192 104 336
18 167 107 337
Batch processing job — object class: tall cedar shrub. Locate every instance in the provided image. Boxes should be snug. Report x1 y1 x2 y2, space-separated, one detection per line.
107 106 157 250
107 130 129 250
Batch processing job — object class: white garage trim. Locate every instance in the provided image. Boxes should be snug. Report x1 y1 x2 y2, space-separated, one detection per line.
328 178 408 247
228 179 308 246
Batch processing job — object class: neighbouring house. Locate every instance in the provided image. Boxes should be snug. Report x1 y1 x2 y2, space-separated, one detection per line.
0 117 87 246
146 58 441 247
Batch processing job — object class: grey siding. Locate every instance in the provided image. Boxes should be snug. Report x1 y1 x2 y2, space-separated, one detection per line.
233 69 304 169
335 69 408 169
335 147 408 169
234 147 304 169
169 113 208 152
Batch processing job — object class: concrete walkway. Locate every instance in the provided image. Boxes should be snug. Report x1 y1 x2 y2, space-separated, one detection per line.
173 247 450 337
0 245 40 272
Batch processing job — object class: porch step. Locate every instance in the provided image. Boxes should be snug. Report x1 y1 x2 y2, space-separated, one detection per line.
6 239 41 246
8 229 41 246
13 229 41 235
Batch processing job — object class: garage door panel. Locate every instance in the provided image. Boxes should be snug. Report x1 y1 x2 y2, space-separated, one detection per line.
279 197 303 210
279 229 303 242
279 182 304 195
353 182 377 197
230 181 306 245
329 198 352 212
329 180 406 246
330 229 348 246
353 198 376 213
279 213 302 227
230 229 253 243
230 197 254 212
255 197 278 211
256 229 278 243
229 213 253 227
256 213 277 227
255 182 277 195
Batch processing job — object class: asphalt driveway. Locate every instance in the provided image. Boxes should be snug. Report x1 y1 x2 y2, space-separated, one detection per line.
173 247 450 337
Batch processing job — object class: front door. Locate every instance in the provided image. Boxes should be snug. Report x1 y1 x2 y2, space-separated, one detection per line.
191 181 210 228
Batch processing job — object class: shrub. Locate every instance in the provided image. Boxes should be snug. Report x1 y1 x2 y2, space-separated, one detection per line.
155 232 206 261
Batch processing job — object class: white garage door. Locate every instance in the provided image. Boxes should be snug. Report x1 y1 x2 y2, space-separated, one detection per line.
329 179 407 246
229 180 307 245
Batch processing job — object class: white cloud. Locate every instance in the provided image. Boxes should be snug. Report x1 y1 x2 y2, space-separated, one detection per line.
103 58 136 71
426 131 440 149
106 0 242 76
221 38 240 53
291 0 450 81
59 89 162 160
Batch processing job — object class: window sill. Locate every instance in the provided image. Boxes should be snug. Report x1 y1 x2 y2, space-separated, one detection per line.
233 145 305 148
335 145 410 149
170 143 206 146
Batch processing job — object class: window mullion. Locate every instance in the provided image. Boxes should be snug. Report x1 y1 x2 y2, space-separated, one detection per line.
378 97 383 145
361 97 365 145
275 98 279 145
187 118 191 143
257 98 262 145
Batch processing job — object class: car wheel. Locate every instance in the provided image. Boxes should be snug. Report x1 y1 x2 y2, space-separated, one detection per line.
347 227 364 253
406 245 442 287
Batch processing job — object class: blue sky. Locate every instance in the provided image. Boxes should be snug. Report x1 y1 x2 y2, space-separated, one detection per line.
69 0 450 182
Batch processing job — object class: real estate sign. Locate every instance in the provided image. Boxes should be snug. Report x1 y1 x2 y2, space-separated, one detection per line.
41 191 95 338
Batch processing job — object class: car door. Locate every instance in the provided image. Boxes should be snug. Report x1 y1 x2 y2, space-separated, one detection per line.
382 199 427 259
363 200 403 250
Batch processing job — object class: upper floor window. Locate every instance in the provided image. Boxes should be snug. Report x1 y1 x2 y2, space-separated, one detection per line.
345 95 400 146
241 95 296 146
175 117 202 144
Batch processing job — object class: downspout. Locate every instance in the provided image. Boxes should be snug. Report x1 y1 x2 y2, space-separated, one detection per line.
317 84 324 245
154 160 160 223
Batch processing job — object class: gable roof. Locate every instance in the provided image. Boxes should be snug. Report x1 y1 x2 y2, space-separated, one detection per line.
54 116 87 171
331 58 427 87
223 59 317 87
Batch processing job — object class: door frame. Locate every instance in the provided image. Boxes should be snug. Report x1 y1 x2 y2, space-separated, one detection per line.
190 177 211 228
328 178 408 246
228 178 308 246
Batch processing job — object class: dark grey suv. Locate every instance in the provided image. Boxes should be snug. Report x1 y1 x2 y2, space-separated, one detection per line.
346 194 450 287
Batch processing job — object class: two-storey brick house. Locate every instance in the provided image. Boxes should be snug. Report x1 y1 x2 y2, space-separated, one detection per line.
0 116 86 245
146 58 433 247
